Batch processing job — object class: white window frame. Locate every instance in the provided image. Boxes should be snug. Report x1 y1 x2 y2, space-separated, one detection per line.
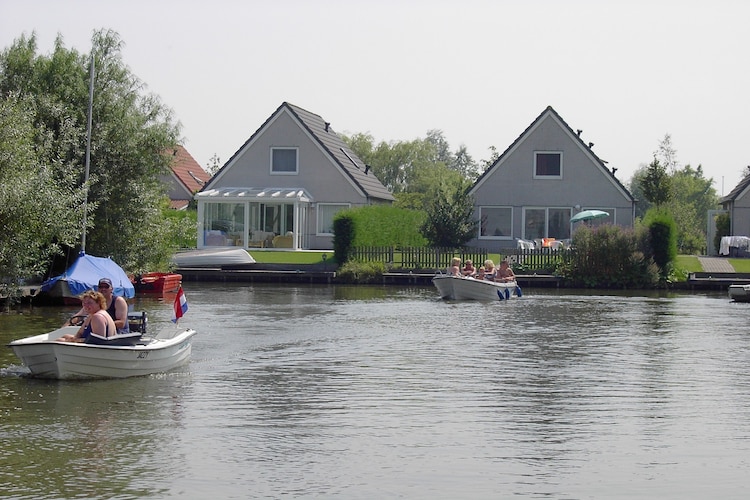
270 147 299 175
316 203 350 235
533 151 563 179
478 206 513 239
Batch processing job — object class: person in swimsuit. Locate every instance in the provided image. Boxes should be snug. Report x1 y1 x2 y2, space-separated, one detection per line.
57 291 117 343
495 260 516 283
64 277 129 333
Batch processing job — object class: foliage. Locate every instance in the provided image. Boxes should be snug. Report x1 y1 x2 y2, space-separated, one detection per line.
332 213 355 264
336 260 387 284
420 177 478 248
0 30 181 279
0 93 86 302
641 157 672 206
629 135 718 254
642 208 678 279
559 224 660 288
713 212 730 256
333 205 427 264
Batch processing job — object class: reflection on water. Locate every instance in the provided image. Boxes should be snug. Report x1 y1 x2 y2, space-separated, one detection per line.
2 284 750 498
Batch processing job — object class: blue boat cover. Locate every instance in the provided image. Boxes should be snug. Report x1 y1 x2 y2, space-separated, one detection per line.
41 252 135 298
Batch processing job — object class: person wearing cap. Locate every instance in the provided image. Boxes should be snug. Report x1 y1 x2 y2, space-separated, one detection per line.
64 277 130 333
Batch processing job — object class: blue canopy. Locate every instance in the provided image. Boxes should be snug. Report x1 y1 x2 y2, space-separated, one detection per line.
41 252 135 298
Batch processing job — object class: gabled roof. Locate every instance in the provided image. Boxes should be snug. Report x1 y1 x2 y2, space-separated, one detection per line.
720 173 750 204
206 102 394 202
172 145 210 194
470 106 635 201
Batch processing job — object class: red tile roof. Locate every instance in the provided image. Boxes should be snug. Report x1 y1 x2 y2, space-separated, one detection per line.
171 145 210 194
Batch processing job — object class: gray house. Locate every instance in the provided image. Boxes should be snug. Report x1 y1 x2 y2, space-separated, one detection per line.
468 106 636 251
196 102 394 250
720 174 750 236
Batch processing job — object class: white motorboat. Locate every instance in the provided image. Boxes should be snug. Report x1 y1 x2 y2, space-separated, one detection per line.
432 274 522 301
172 247 255 268
7 318 197 380
728 284 750 302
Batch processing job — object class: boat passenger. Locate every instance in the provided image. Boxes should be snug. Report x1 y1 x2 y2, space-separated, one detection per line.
448 257 462 276
476 266 486 280
64 277 130 333
461 260 476 276
483 259 496 280
495 260 515 283
57 291 117 343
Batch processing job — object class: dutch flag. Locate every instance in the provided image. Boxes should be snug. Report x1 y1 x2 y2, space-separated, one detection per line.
172 286 189 323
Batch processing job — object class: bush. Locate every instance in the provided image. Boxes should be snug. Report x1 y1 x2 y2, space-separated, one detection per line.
643 208 678 278
561 224 660 288
714 212 730 256
336 260 387 284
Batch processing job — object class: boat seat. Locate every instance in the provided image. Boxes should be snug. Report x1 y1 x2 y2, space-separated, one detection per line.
85 331 143 346
127 311 148 334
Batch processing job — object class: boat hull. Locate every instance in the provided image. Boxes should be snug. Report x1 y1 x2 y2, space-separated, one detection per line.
8 326 197 379
172 247 255 268
728 284 750 302
136 272 182 294
433 275 520 301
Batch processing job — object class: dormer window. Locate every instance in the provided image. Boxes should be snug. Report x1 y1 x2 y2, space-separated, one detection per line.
271 147 298 174
534 151 562 179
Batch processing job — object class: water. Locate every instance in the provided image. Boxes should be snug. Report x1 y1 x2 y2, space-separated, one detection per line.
2 283 750 499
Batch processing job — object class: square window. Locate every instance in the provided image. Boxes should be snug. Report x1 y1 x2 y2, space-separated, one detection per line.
271 148 298 174
535 152 561 178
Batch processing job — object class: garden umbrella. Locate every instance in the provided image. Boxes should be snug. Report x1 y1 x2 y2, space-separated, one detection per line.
570 210 609 223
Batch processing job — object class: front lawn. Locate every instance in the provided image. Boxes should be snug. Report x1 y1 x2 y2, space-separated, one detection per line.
248 250 332 265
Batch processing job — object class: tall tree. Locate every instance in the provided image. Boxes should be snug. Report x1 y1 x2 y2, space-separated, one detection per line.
420 177 478 248
0 30 183 274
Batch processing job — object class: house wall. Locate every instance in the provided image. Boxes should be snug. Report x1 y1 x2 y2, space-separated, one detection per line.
728 188 750 236
470 113 634 251
209 109 370 249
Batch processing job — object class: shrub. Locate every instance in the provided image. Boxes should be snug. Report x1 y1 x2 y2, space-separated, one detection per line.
642 208 678 278
336 260 387 284
714 212 730 256
562 224 660 288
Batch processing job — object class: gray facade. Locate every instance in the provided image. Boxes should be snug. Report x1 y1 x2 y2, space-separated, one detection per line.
196 102 393 250
468 106 636 251
720 174 750 236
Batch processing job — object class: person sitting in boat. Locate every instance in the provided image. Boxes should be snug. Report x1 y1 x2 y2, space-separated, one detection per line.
483 259 496 280
476 266 486 280
57 290 117 343
448 257 462 276
461 260 476 276
495 259 515 283
64 277 130 333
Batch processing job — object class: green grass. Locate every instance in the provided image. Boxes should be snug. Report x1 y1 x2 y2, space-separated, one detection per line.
248 250 332 264
729 258 750 272
675 255 702 274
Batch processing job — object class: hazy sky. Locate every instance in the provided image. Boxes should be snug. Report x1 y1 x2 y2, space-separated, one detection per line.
2 0 748 195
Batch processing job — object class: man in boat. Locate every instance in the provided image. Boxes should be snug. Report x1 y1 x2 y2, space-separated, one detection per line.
64 278 130 333
495 260 515 283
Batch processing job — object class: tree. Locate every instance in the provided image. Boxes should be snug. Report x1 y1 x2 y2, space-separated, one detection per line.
420 178 478 248
0 30 183 275
0 92 85 302
641 157 672 207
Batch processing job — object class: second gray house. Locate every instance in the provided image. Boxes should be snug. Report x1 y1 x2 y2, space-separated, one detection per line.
468 106 636 250
196 102 394 250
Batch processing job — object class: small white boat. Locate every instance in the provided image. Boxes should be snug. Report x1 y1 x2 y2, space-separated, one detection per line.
433 274 522 301
7 320 197 380
172 247 255 268
728 284 750 302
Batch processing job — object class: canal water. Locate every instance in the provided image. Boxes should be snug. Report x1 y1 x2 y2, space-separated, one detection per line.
1 283 749 498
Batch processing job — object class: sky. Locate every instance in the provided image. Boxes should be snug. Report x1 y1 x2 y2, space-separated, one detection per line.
2 0 748 195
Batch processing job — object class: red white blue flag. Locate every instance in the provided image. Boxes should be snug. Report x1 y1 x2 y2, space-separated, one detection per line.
172 286 188 323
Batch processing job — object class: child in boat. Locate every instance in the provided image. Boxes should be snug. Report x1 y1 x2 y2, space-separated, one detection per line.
462 260 476 276
448 257 462 276
483 259 496 280
476 266 486 280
